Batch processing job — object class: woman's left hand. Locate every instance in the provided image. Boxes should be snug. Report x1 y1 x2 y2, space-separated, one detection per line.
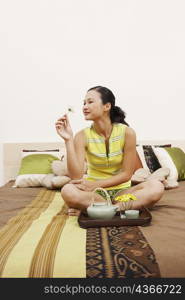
69 179 99 191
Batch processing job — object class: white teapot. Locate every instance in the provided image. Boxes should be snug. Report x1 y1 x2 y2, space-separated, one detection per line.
87 188 118 220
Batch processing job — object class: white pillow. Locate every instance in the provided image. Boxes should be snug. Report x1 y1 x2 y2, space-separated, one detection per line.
152 147 178 181
13 174 50 188
136 145 150 171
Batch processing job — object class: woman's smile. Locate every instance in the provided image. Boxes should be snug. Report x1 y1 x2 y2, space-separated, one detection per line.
83 111 91 116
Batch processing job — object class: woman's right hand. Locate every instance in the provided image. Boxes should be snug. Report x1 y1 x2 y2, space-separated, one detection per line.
55 114 73 141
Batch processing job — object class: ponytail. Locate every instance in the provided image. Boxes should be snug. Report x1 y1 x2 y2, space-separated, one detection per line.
110 106 129 126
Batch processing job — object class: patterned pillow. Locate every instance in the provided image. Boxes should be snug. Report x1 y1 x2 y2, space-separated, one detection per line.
137 144 171 173
143 145 161 173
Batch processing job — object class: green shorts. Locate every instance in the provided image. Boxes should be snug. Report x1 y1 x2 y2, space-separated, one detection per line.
107 189 125 202
96 188 125 202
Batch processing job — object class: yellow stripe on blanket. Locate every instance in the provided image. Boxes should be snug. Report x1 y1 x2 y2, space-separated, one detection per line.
1 190 87 278
0 189 55 277
53 216 86 278
2 192 63 278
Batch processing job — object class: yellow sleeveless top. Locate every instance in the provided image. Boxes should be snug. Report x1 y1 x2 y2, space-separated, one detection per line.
84 123 131 190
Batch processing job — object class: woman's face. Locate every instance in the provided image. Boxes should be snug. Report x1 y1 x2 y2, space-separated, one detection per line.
83 90 110 121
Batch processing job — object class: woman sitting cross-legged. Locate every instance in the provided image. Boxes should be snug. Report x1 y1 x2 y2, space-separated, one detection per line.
55 86 164 216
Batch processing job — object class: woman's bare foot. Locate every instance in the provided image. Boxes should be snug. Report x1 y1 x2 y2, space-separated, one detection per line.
68 208 81 216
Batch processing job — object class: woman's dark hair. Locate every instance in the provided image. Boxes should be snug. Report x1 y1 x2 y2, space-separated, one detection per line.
87 86 129 126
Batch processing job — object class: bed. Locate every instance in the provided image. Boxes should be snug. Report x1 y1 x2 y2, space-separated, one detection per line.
0 141 185 278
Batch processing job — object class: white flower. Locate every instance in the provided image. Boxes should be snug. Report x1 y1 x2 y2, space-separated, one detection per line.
67 106 75 113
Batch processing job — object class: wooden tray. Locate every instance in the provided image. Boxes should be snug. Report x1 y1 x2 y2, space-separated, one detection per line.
78 207 152 228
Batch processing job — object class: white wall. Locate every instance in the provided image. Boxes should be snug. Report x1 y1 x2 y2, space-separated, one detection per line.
0 0 185 186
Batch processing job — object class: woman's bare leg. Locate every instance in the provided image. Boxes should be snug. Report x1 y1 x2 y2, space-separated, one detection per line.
61 183 106 216
61 179 164 215
113 179 164 210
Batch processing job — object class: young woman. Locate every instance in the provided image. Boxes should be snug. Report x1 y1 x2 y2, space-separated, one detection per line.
55 86 164 216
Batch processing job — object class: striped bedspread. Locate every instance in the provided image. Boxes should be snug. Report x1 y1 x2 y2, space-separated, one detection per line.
0 181 161 278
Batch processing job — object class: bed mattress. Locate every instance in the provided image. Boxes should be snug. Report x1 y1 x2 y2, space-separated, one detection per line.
0 181 185 278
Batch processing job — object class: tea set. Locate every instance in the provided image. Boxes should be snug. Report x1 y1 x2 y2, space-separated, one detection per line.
87 187 139 220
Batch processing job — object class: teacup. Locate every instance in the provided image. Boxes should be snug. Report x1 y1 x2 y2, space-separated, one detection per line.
125 210 139 219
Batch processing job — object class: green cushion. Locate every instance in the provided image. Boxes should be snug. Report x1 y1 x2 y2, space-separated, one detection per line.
18 154 59 175
164 147 185 180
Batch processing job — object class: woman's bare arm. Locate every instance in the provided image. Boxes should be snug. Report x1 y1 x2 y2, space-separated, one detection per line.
65 130 86 179
55 114 86 180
